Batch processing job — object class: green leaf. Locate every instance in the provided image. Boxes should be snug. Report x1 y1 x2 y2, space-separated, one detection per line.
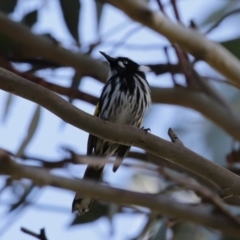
199 1 238 27
68 71 82 103
59 0 81 43
152 218 167 240
221 38 240 60
0 0 17 14
1 93 15 122
94 0 104 33
16 105 41 156
21 10 38 28
70 201 109 225
172 222 219 240
106 203 120 235
204 123 231 165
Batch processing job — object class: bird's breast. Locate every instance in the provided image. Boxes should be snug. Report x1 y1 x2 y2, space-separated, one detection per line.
99 83 150 125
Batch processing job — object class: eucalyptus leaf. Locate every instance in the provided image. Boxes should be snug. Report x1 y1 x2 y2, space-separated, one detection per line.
21 10 38 28
68 71 82 103
199 1 238 27
172 222 219 240
1 93 15 123
0 0 17 14
95 0 104 33
59 0 81 44
16 105 41 156
151 218 167 240
221 38 240 60
107 203 119 236
70 201 109 225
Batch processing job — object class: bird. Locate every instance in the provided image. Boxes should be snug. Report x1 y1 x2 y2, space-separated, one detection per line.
72 51 151 216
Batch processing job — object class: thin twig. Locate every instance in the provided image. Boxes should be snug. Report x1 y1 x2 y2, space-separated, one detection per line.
170 0 181 23
96 41 167 50
156 0 199 89
21 227 48 240
19 150 158 173
163 47 178 86
157 0 232 110
108 25 143 55
156 0 165 13
100 20 130 38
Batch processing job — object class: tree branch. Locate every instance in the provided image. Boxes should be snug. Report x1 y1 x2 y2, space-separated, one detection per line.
1 3 238 141
3 59 240 142
0 151 239 237
167 128 240 226
2 7 238 142
0 68 240 198
151 87 240 141
0 57 98 105
105 0 240 88
0 12 108 81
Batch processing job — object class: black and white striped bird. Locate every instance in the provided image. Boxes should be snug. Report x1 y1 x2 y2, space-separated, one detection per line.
72 52 151 215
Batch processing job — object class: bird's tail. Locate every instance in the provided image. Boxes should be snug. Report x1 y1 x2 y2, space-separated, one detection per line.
72 165 104 216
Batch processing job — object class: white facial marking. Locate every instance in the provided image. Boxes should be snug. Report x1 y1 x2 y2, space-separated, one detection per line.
118 61 125 68
138 65 151 72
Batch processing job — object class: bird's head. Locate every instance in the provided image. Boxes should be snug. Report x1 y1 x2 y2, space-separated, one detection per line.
100 51 151 76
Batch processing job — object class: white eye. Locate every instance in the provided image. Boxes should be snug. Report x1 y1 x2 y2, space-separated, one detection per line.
123 61 128 64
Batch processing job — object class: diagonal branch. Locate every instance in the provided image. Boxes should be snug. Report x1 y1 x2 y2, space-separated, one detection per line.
105 0 240 89
0 12 108 81
0 151 240 237
151 87 240 140
0 56 99 105
0 68 240 198
3 57 240 141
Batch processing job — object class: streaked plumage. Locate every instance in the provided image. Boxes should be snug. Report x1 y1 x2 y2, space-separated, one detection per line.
72 52 151 215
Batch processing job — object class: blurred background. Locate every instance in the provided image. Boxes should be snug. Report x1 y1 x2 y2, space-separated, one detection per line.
0 0 240 239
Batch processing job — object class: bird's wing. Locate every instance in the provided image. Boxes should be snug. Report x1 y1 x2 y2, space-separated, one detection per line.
112 117 143 172
87 102 100 155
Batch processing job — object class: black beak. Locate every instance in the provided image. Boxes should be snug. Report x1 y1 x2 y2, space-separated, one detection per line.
99 51 115 64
